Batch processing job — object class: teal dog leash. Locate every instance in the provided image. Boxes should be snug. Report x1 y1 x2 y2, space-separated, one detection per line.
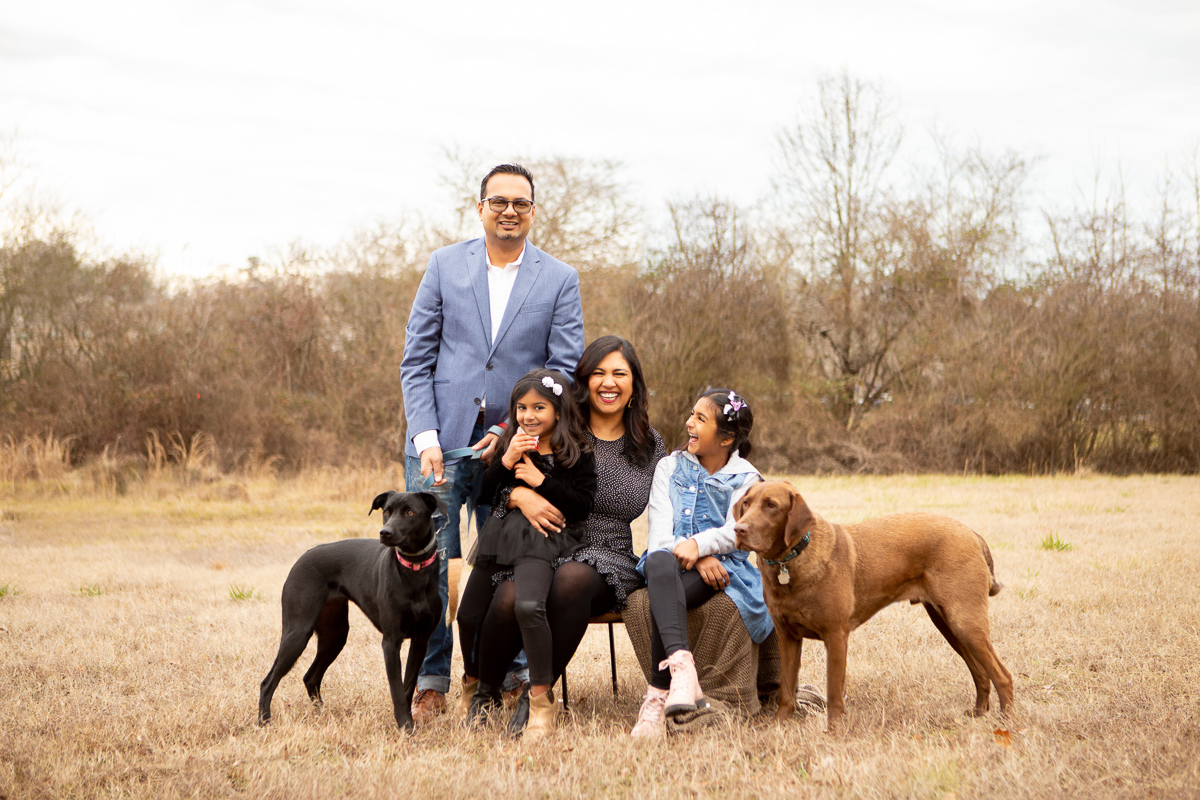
421 425 506 490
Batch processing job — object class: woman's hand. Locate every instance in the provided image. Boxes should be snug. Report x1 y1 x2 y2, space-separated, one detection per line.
673 538 700 570
695 556 730 590
512 453 545 489
508 486 564 536
502 430 538 469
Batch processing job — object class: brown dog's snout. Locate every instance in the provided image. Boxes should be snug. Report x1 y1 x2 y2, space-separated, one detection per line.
733 520 752 551
735 519 769 552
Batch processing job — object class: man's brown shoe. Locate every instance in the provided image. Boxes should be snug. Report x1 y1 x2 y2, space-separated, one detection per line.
411 689 446 724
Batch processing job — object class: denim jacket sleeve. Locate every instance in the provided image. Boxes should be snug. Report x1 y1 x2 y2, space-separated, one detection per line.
645 455 676 554
691 474 762 557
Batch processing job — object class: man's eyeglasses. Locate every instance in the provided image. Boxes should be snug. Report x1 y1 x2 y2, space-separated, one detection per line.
484 197 534 215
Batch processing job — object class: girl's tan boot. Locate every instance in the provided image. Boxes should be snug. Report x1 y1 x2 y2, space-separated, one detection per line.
522 689 556 741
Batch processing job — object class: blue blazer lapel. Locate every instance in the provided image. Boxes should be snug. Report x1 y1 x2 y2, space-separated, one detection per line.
467 240 492 344
488 245 542 358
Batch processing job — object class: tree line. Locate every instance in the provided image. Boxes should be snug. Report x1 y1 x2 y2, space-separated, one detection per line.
2 75 1198 477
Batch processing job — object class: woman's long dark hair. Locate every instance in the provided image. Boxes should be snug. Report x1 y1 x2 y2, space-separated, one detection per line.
496 369 590 468
573 335 656 468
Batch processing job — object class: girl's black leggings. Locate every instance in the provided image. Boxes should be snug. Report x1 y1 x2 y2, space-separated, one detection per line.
476 560 617 689
643 549 717 690
457 557 561 687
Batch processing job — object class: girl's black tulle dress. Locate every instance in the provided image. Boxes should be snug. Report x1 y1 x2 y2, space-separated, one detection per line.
470 448 597 566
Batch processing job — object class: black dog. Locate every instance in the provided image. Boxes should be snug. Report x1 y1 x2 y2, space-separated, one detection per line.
258 491 443 731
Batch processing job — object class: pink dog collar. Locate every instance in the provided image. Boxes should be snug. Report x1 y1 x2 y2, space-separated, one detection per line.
396 549 437 571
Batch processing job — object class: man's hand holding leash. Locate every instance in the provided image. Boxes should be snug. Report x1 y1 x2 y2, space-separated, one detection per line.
420 431 502 487
420 446 446 487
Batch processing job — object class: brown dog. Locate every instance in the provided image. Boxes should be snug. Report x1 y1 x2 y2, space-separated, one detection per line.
733 481 1013 731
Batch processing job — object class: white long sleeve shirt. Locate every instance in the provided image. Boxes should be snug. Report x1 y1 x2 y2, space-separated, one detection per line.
645 450 761 557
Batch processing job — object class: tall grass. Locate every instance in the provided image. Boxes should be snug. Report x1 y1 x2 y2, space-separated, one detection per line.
0 432 74 484
1 469 1198 798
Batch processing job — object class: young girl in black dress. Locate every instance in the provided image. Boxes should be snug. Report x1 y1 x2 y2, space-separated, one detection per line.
456 368 596 739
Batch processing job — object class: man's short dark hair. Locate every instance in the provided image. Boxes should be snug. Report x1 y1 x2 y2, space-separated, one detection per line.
480 163 535 202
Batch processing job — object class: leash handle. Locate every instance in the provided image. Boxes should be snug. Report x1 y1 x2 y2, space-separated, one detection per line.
420 425 506 490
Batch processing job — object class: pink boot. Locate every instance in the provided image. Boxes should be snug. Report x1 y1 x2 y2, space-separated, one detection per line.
630 686 668 738
660 650 707 717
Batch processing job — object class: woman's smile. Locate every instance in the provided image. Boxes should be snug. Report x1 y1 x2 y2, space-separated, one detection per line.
588 351 634 416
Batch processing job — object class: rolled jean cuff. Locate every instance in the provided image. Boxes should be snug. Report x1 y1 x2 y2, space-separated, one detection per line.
503 668 530 691
416 675 451 694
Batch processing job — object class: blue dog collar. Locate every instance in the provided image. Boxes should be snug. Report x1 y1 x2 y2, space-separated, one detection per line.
762 531 812 567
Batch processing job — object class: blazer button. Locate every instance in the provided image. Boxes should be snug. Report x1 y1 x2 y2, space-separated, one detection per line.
473 397 481 405
486 363 494 371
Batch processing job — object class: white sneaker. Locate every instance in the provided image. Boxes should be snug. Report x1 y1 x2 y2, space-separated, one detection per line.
630 686 669 738
661 649 706 716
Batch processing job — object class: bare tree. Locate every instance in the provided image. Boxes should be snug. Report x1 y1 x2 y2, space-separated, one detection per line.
774 73 903 429
631 198 792 453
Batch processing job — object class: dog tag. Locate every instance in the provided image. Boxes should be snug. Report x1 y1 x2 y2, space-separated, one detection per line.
778 565 790 585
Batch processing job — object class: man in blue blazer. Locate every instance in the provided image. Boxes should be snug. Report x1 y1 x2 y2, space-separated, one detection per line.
400 163 585 721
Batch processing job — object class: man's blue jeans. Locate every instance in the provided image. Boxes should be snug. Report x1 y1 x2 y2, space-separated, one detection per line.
405 426 527 693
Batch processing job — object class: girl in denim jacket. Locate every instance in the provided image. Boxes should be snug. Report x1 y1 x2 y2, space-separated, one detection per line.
631 388 772 737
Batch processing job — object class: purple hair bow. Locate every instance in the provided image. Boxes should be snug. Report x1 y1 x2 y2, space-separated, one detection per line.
723 392 746 419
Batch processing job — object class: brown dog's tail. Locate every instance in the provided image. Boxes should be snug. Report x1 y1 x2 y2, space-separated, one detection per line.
976 532 1002 596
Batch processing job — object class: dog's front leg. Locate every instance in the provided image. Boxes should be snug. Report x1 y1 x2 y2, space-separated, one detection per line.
824 627 849 733
403 631 431 715
381 636 414 732
775 633 802 722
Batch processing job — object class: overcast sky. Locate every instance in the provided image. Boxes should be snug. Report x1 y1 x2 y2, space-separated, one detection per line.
3 0 1198 276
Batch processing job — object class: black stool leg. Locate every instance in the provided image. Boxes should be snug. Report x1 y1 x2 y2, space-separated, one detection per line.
560 669 569 711
608 622 618 697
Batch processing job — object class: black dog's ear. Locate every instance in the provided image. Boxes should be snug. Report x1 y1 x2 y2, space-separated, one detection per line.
370 491 395 516
418 491 448 517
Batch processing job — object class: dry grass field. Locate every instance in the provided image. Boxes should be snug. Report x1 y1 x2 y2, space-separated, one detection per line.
2 463 1198 799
